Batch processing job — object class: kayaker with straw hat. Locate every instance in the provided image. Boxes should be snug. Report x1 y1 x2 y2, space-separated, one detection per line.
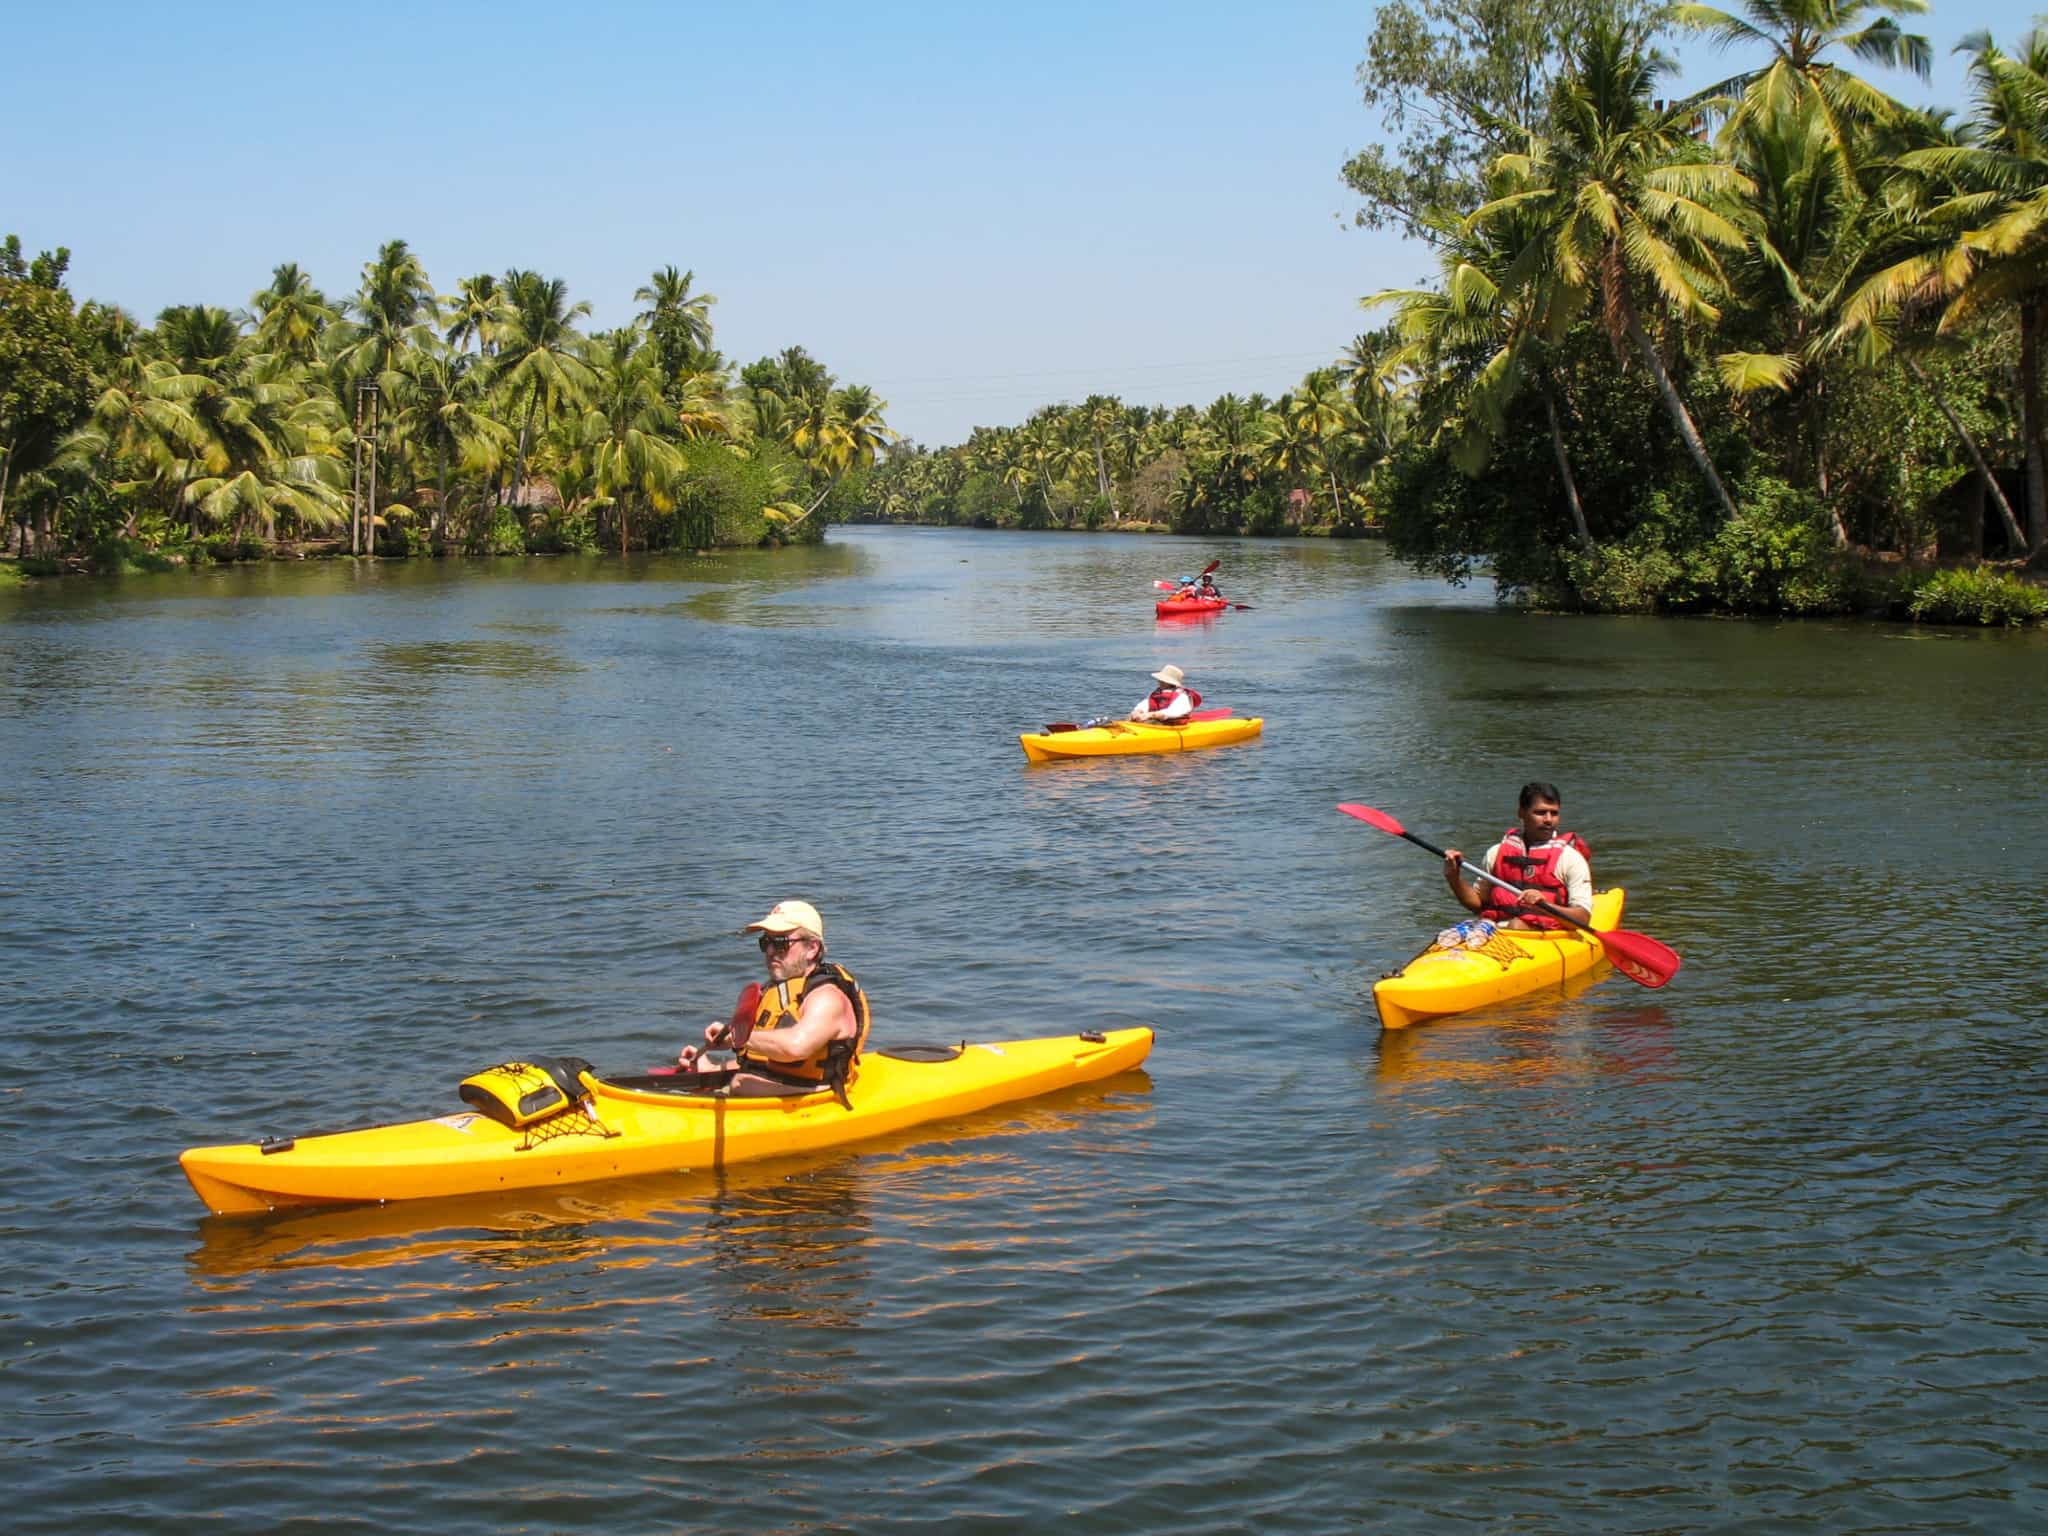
1130 664 1197 723
677 899 871 1103
1443 783 1594 931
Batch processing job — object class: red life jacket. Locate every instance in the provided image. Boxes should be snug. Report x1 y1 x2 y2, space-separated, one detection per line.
1144 686 1202 713
1479 828 1591 930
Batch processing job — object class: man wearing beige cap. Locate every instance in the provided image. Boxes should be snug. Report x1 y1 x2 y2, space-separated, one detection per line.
678 899 871 1101
1130 665 1196 723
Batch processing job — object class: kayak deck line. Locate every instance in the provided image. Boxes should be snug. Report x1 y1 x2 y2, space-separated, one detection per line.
180 1027 1155 1216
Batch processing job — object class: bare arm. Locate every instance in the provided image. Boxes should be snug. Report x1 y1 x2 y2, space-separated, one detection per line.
1443 848 1486 913
740 985 855 1062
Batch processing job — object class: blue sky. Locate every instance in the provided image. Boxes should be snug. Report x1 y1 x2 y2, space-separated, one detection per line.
4 1 2036 447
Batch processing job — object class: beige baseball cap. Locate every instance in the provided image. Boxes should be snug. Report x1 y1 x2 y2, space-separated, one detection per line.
745 899 823 939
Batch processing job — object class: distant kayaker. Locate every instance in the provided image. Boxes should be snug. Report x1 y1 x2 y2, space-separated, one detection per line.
1442 783 1593 930
1196 572 1222 600
1130 664 1196 722
677 899 871 1100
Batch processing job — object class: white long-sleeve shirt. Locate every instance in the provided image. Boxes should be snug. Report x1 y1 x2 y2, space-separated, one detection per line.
1131 687 1194 722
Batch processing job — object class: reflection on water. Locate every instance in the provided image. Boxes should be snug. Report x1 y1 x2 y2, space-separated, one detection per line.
365 640 579 679
187 1076 1154 1287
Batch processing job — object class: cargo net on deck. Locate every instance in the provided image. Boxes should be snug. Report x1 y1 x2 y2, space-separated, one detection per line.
457 1056 615 1148
1430 929 1528 968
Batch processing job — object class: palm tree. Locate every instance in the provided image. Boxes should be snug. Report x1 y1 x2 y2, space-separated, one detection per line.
1476 19 1755 522
1675 0 1933 183
1846 27 2048 549
444 272 513 361
394 343 506 547
634 266 718 385
579 336 685 555
247 263 337 365
493 270 594 510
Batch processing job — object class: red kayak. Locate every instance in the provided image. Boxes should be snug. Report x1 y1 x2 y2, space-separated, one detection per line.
1156 596 1228 618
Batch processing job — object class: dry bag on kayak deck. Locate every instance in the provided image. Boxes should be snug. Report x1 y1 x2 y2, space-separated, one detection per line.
458 1056 595 1128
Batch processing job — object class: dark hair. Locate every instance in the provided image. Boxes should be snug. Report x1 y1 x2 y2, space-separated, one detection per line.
1518 781 1562 810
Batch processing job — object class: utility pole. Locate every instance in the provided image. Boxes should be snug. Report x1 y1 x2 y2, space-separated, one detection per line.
352 382 380 556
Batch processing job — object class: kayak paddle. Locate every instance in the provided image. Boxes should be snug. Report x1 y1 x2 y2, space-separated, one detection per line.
1336 802 1681 988
651 982 762 1075
1044 707 1233 733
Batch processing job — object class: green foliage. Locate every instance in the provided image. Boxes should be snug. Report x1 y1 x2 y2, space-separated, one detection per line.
0 560 26 587
528 512 597 554
470 507 530 556
87 536 176 573
1696 474 1844 613
1901 566 2048 625
1344 0 1646 237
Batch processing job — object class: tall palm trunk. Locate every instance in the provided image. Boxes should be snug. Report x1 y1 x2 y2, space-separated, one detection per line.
1622 305 1739 523
435 447 450 551
507 387 540 512
1809 378 1850 547
1542 389 1595 552
1905 356 2027 553
2023 302 2047 551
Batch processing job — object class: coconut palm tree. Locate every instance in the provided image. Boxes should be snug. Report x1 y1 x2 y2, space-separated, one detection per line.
634 266 718 386
444 272 513 360
579 335 685 555
1476 19 1755 521
493 270 594 510
1675 0 1933 183
247 263 337 366
1846 27 2048 549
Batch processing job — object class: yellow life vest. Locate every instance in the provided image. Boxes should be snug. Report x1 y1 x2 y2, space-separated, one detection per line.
738 962 871 1098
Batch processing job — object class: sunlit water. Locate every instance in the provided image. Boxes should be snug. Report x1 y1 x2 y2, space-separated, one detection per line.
4 528 2044 1532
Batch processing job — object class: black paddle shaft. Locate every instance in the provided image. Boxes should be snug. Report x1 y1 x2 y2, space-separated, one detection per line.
1396 827 1592 936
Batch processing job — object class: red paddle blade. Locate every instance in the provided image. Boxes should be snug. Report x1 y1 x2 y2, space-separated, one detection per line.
1336 802 1405 837
1201 559 1220 576
1152 579 1178 591
1597 930 1681 988
729 981 762 1047
1186 707 1232 722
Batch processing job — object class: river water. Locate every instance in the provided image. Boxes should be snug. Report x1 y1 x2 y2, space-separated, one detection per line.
4 527 2044 1532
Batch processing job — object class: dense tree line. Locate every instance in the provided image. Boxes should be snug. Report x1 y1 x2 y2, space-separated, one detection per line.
0 238 893 571
860 0 2047 623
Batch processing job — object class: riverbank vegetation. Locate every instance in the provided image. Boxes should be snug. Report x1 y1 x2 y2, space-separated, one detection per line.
856 0 2048 624
0 238 893 569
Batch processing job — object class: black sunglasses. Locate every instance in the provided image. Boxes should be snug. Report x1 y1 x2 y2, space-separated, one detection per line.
757 932 810 954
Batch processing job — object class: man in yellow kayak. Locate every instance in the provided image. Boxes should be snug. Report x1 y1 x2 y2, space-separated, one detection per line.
1130 664 1197 722
677 899 872 1099
1442 782 1593 930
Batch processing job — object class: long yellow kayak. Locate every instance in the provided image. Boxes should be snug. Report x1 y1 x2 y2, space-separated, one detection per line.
180 1028 1154 1215
1373 890 1626 1030
1019 716 1264 762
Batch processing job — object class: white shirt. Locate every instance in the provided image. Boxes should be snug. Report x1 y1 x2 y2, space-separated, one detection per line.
1131 687 1194 722
1484 841 1593 911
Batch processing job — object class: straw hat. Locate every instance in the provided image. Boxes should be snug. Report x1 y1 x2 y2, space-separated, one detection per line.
1151 665 1185 687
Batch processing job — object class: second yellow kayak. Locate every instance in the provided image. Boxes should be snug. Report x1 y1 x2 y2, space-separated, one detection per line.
1373 889 1626 1029
1019 716 1264 762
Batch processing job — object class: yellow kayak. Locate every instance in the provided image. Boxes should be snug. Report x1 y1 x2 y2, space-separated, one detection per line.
1019 716 1264 762
180 1027 1154 1215
1373 890 1626 1030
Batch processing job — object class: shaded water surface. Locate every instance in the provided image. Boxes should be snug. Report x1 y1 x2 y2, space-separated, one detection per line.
3 530 2044 1532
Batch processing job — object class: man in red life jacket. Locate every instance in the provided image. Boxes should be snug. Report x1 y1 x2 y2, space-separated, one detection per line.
1442 782 1593 930
1130 664 1197 722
